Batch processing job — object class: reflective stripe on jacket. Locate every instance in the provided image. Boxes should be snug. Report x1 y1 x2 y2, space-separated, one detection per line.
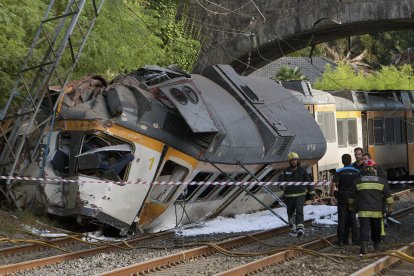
349 172 393 218
278 166 313 197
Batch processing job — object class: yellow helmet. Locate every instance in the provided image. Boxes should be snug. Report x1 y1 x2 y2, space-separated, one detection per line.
287 152 299 161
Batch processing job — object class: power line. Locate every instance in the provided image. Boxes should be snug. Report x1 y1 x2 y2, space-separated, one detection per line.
194 0 252 17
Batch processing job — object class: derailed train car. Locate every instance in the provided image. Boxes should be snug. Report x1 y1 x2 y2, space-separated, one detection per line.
16 65 326 233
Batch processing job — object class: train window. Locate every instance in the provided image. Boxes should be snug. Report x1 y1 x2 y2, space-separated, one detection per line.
337 119 346 147
385 118 395 143
77 134 134 181
177 172 213 201
323 113 332 141
328 113 336 143
196 185 216 200
374 118 384 145
152 161 189 203
407 117 414 144
260 169 278 181
348 119 357 145
183 86 199 104
170 88 187 105
395 118 404 144
249 184 262 194
51 133 71 175
368 119 374 145
208 173 233 199
317 112 336 143
216 185 233 198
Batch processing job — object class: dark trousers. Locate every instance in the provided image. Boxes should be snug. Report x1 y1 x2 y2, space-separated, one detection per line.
337 200 358 243
359 217 382 243
286 195 305 229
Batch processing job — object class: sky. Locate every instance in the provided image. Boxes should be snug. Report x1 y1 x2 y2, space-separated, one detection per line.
175 205 338 236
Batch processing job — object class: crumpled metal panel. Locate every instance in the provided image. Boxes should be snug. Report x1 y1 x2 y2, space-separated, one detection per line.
159 84 218 133
76 144 131 157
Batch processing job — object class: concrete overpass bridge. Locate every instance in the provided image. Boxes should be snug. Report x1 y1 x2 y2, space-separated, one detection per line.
187 0 414 74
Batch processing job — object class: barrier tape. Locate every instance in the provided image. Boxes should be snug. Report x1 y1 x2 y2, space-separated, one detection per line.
1 175 413 187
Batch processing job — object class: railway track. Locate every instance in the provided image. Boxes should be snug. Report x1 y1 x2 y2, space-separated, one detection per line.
350 241 414 276
0 231 174 274
1 189 412 275
99 204 414 276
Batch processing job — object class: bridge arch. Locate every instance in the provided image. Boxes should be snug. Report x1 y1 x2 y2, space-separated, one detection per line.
188 0 414 74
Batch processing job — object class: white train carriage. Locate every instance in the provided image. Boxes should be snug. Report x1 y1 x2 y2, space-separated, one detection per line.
281 81 339 180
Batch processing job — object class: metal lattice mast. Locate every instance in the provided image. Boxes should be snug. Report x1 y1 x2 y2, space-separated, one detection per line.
0 0 106 207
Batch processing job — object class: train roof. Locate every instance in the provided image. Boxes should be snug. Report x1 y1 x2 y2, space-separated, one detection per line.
57 65 326 164
331 90 414 111
280 81 336 105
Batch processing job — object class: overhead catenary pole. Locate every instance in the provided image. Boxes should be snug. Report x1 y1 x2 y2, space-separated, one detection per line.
238 162 287 208
0 0 106 209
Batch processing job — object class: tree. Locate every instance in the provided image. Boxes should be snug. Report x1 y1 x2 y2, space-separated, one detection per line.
273 66 307 81
0 0 201 107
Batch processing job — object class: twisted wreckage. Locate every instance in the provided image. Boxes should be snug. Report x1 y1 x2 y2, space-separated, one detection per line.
15 64 326 233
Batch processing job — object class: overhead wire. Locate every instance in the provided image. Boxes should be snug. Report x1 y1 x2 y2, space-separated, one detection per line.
194 0 253 17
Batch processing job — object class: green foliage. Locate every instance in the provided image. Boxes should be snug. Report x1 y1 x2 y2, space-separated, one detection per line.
313 63 414 91
0 0 46 102
274 66 307 81
75 0 200 78
0 0 200 102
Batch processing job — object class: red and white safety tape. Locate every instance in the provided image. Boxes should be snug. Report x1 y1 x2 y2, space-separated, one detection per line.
0 175 413 186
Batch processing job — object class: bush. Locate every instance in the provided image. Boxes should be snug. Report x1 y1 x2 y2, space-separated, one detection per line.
314 63 414 91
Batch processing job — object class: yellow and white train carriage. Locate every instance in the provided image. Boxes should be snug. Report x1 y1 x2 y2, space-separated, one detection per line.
281 81 338 180
330 90 414 179
332 94 364 164
18 65 326 233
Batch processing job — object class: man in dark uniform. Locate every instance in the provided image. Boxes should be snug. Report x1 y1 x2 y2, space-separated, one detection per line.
279 152 315 237
352 147 364 172
349 159 394 255
330 154 360 246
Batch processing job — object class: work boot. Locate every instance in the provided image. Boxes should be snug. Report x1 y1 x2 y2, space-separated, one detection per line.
374 243 380 251
296 228 304 237
359 241 369 255
289 229 297 237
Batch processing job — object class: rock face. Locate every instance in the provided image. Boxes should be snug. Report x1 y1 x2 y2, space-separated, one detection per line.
186 0 414 74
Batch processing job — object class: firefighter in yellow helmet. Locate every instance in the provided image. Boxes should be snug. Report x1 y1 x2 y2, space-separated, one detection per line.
349 159 393 255
278 152 315 237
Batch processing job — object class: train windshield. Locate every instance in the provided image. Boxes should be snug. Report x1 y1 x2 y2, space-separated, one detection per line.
51 133 134 181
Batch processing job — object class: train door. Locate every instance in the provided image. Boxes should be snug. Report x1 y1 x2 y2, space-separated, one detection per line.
137 147 196 229
361 112 368 152
305 104 318 181
406 111 414 176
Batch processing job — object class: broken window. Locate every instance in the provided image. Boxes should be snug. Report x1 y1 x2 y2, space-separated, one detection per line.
151 160 189 203
51 133 71 175
176 172 213 201
77 134 134 181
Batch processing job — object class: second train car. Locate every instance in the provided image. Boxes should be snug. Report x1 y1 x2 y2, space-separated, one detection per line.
282 80 414 180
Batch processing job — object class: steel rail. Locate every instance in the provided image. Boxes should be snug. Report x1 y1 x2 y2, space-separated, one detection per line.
0 236 78 257
0 231 173 274
216 235 337 276
1 191 412 275
350 241 414 276
98 220 315 276
391 188 414 199
214 205 414 276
